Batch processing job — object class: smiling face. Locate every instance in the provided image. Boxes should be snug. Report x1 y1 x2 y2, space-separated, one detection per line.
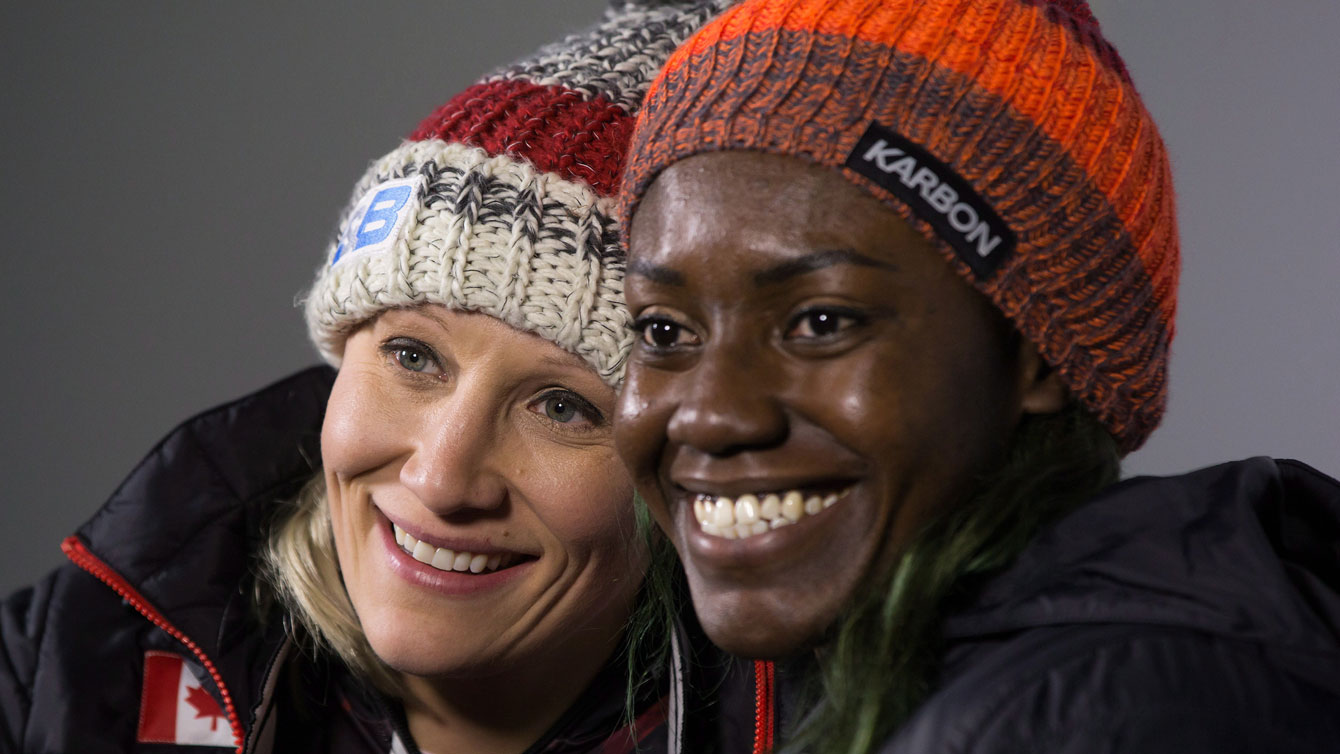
322 306 643 681
617 151 1060 658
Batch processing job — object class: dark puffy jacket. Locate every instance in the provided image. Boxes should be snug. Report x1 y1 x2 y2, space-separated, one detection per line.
876 457 1340 753
0 367 669 754
679 458 1340 753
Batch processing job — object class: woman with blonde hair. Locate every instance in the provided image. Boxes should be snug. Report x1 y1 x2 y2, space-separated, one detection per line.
0 3 724 751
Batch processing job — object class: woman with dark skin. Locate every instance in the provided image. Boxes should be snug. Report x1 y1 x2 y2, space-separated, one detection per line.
622 151 1065 658
614 0 1340 751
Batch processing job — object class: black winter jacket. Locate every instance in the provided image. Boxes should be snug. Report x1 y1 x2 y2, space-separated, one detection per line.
881 457 1340 752
671 458 1340 753
0 367 669 754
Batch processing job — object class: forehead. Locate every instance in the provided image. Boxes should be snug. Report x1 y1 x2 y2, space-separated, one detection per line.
636 151 876 233
628 150 936 279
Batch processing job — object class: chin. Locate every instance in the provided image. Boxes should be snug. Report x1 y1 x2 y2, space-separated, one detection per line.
357 609 465 678
367 636 494 681
691 585 837 660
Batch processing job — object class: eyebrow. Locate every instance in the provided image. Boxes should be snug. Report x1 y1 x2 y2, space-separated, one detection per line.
418 308 453 331
753 248 898 286
627 259 686 286
627 247 898 287
538 352 587 372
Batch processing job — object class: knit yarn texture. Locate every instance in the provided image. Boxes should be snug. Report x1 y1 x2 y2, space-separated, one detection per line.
621 0 1179 451
304 1 728 386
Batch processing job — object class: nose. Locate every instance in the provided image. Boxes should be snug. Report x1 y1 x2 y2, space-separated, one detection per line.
399 385 508 516
665 343 788 456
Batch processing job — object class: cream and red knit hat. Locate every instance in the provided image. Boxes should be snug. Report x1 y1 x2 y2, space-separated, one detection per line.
621 0 1179 452
304 1 728 386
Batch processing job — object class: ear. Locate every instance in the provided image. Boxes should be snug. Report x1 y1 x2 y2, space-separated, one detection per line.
1015 339 1068 415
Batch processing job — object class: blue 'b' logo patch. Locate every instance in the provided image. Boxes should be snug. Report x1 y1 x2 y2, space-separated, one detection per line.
332 176 421 266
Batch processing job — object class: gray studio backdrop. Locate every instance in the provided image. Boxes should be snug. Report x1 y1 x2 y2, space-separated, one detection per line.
2 1 1338 595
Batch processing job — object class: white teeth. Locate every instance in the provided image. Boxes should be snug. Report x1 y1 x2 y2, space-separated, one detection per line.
735 495 759 525
693 487 850 541
760 494 780 520
391 524 514 574
804 495 823 515
431 547 456 570
412 540 435 564
713 497 736 527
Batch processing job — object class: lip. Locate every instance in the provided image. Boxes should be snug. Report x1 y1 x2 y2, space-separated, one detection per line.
673 475 855 499
376 509 535 597
379 507 535 557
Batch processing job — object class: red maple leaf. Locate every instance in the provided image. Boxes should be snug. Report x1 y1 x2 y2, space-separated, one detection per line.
184 684 226 731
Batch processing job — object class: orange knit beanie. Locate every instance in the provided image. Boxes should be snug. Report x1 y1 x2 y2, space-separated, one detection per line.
621 0 1179 453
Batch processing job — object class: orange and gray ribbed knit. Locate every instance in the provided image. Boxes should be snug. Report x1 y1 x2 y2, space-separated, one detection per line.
621 0 1179 452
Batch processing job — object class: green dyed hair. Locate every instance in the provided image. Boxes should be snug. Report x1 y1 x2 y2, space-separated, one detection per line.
622 491 687 726
624 403 1120 752
785 403 1121 754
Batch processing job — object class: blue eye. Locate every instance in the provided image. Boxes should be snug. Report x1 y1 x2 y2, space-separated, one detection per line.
380 338 442 376
529 390 603 429
394 347 431 372
544 395 579 423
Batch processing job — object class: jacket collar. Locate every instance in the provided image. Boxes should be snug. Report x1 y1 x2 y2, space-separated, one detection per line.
68 366 336 747
945 458 1340 665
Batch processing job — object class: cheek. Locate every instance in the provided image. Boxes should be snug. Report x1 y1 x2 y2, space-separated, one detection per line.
613 367 670 477
785 356 913 455
321 365 404 479
519 444 641 563
321 367 413 580
614 369 676 531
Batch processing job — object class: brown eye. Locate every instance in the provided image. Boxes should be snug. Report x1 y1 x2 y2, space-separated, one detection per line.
785 308 864 340
635 316 699 350
646 321 680 347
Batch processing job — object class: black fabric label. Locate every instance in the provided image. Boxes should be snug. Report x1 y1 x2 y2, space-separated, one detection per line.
844 122 1014 279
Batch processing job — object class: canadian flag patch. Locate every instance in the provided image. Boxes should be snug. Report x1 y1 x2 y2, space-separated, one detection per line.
136 651 236 747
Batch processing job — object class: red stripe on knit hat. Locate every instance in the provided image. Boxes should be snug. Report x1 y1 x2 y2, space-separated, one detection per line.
410 79 634 197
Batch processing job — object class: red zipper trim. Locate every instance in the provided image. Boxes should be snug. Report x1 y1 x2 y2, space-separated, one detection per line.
62 535 245 753
752 659 775 754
